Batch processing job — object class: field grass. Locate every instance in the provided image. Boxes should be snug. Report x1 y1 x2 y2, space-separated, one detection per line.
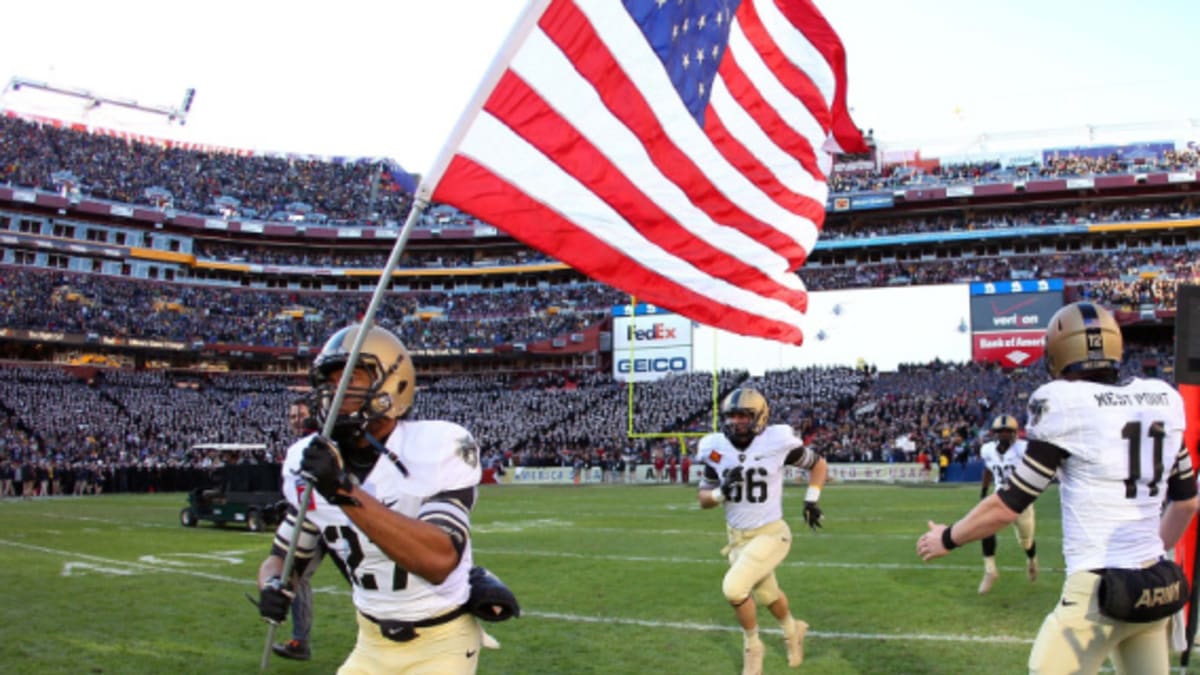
0 482 1180 674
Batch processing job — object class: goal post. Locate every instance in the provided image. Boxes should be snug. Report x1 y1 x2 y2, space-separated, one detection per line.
615 297 722 454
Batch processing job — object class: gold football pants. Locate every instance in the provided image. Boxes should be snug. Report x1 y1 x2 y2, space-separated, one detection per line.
1028 570 1169 675
338 611 482 675
722 519 793 606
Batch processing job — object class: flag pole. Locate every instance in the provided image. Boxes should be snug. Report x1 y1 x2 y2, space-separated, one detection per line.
260 194 431 670
263 2 552 668
417 0 550 201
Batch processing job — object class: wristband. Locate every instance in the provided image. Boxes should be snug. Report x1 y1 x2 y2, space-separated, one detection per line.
941 525 959 551
805 486 821 503
711 488 725 504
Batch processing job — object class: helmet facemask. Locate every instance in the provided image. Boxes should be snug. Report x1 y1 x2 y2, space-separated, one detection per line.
308 325 415 463
990 415 1018 452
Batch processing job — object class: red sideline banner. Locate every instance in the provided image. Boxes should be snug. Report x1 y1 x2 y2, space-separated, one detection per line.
1175 383 1200 637
972 331 1045 368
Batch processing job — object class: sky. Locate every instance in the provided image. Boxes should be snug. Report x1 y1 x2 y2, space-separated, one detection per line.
1 0 1198 177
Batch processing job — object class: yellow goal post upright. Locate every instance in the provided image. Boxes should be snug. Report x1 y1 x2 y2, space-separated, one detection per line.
621 296 721 457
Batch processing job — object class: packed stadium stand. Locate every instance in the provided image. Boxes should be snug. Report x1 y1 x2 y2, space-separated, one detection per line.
0 113 1196 495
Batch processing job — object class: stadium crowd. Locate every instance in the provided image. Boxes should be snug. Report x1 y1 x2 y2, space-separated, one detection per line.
827 147 1200 194
1 116 1196 500
0 265 620 349
820 197 1199 240
1 246 1192 358
0 342 1172 497
804 247 1199 297
5 114 1199 233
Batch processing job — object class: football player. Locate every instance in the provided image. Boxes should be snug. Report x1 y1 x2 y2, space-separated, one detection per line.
698 387 829 675
976 414 1038 594
917 302 1198 675
255 324 487 674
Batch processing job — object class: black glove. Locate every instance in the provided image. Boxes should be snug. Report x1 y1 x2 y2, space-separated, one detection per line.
721 466 745 500
803 501 823 531
257 576 293 624
300 436 358 506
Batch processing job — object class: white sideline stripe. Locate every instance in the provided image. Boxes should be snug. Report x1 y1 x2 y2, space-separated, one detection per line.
474 547 1051 574
21 511 176 529
528 610 1032 644
2 537 1042 647
1 539 257 585
478 522 1064 543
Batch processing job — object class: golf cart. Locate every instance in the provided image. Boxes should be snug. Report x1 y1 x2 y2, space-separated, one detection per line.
179 444 286 532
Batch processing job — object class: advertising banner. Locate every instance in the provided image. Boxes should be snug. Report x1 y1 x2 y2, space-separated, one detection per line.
970 279 1062 368
510 466 604 484
973 331 1046 368
969 291 1062 332
785 463 937 483
614 345 692 381
612 304 693 382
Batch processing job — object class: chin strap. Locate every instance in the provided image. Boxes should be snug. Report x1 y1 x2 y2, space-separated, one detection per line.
367 431 409 477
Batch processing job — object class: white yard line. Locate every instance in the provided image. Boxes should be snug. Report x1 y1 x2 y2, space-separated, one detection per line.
0 537 1041 646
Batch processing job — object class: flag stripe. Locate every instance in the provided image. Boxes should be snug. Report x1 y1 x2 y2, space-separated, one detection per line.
442 111 809 324
699 102 822 254
482 70 808 311
511 19 808 271
704 73 827 218
735 0 832 135
715 47 825 181
753 0 836 106
555 0 821 249
727 15 828 158
764 0 867 153
433 154 807 343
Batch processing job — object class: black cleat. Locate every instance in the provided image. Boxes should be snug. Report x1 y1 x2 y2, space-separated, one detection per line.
272 639 311 661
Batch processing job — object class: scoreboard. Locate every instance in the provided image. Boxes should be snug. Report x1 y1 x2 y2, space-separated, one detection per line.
969 279 1063 368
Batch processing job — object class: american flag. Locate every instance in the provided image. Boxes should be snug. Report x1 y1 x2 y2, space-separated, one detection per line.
422 0 866 345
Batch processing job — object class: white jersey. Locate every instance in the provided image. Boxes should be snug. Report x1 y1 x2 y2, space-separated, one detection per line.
1025 377 1187 575
278 421 481 621
980 438 1028 494
697 425 815 530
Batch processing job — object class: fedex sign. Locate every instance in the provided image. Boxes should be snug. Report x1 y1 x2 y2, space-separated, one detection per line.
612 311 691 349
627 323 677 341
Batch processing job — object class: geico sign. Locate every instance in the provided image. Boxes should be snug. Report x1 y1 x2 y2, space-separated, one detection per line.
616 356 688 373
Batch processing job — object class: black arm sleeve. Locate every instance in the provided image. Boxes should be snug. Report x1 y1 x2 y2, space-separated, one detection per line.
784 446 819 470
996 439 1067 514
1167 444 1198 502
419 486 477 559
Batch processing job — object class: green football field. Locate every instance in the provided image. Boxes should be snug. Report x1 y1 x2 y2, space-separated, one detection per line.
0 482 1186 674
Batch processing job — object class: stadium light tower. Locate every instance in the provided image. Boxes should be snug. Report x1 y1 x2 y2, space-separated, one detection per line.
2 77 195 125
